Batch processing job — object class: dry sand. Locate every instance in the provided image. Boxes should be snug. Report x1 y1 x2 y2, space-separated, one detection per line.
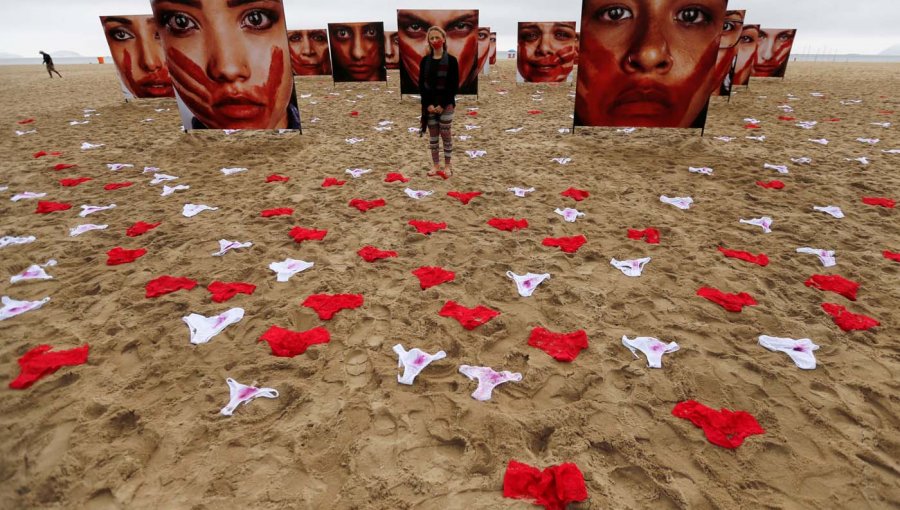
0 60 898 509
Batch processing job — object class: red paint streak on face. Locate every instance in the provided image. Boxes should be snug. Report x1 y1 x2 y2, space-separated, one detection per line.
712 45 737 94
167 46 287 129
577 28 719 128
122 48 136 93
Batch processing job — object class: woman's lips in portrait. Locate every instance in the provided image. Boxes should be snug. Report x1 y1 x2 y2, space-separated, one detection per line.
610 86 675 117
753 62 779 75
137 77 174 98
527 57 562 76
213 94 267 120
347 64 375 78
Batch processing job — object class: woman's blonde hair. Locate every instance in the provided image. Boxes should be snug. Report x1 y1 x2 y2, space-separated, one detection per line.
426 26 448 55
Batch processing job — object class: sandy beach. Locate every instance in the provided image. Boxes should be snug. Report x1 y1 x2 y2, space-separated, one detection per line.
1 60 898 509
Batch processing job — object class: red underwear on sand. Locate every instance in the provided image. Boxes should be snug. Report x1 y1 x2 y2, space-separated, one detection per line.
862 197 895 208
385 172 410 183
805 274 859 301
627 228 660 244
258 326 330 357
439 301 499 330
358 246 397 262
756 180 785 189
412 266 455 289
502 460 588 510
208 281 256 303
672 400 765 449
349 198 386 212
53 163 78 171
447 191 482 204
542 235 587 254
266 174 289 182
35 201 71 214
60 177 91 187
126 221 161 237
560 187 589 201
697 287 757 312
408 220 447 235
145 275 198 298
17 118 35 124
289 226 328 243
821 303 879 331
718 247 770 266
322 177 346 187
104 182 133 190
9 344 90 389
527 327 588 362
33 151 61 159
107 247 147 266
261 208 293 217
884 250 900 263
488 218 528 231
302 294 364 320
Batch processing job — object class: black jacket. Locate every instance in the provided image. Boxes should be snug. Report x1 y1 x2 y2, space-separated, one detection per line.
418 53 459 134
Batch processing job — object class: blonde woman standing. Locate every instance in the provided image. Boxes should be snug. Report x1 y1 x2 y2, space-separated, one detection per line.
418 27 459 177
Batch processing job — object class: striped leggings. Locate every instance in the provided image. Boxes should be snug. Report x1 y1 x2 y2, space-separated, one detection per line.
427 106 454 165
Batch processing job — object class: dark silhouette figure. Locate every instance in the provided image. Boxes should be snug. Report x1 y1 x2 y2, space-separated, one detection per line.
39 51 62 78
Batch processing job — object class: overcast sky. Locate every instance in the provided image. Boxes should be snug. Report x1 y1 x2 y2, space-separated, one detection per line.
2 0 898 57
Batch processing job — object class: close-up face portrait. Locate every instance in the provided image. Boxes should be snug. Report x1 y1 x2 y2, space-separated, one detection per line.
517 22 578 83
575 0 728 128
711 10 745 96
477 27 491 75
734 24 759 86
100 15 175 99
753 28 797 77
397 9 480 94
150 0 298 130
328 22 386 82
287 29 331 76
384 31 400 69
489 32 497 65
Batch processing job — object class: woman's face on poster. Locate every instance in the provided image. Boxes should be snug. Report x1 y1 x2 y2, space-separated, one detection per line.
384 31 400 69
151 0 294 129
398 10 479 89
517 22 578 82
329 22 384 81
489 32 497 64
754 28 796 77
734 24 759 85
100 15 174 98
712 10 744 91
576 0 727 127
477 27 491 73
287 29 331 76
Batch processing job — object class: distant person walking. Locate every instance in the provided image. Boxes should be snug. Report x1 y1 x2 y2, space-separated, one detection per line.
39 51 62 78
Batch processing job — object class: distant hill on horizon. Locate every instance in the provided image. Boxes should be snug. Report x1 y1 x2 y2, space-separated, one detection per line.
879 44 900 55
51 50 82 57
0 51 22 58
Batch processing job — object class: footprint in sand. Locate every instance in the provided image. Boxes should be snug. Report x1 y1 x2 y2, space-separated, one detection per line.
344 348 371 388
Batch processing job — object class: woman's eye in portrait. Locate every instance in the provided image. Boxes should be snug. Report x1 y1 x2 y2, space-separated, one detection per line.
596 6 633 22
478 31 488 41
109 28 135 41
402 22 426 38
722 21 736 33
555 30 576 41
675 7 711 25
447 21 474 35
739 34 755 44
312 33 327 43
392 34 399 44
520 31 540 42
363 26 378 38
335 28 350 40
241 9 277 31
288 33 301 42
777 31 795 42
161 12 199 36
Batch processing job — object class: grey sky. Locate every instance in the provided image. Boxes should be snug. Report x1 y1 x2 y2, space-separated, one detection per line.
2 0 898 57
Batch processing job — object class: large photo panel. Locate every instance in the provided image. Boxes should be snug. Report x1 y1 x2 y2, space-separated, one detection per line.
734 23 759 86
516 22 579 83
752 28 797 78
575 0 729 128
711 9 745 96
150 0 301 130
327 22 387 82
287 29 332 76
397 9 480 95
385 31 400 69
99 15 175 100
479 27 491 75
